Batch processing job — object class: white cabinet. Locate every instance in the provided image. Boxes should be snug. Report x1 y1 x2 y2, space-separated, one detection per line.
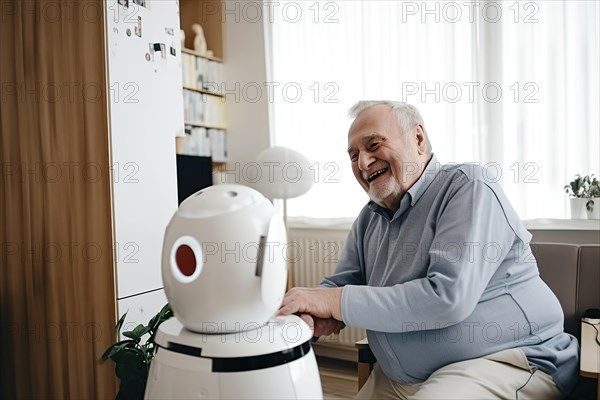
104 0 183 310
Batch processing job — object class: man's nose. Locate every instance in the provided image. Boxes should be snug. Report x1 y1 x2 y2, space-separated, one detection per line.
358 152 374 171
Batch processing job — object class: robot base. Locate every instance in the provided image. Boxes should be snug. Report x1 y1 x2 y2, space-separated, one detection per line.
145 315 323 399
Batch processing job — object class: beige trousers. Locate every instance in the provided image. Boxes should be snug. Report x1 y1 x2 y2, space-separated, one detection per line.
355 348 562 400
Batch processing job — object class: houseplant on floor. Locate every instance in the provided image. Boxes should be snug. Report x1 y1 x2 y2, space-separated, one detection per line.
564 174 600 219
102 303 173 400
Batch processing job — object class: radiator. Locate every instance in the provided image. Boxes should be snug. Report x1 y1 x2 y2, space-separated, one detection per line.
288 228 366 349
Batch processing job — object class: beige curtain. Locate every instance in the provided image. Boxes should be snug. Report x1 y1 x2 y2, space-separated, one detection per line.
1 0 117 397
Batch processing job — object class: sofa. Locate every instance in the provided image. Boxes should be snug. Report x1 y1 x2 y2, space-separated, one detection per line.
356 242 600 399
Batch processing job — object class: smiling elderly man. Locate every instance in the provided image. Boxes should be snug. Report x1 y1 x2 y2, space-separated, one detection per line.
278 101 579 399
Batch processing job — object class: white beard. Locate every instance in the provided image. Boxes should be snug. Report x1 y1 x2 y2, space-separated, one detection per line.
367 174 400 208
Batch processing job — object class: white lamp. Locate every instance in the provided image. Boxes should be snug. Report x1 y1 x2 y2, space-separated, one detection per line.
253 146 314 288
253 146 314 226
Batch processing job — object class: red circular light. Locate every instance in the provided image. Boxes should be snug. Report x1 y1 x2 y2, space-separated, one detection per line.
175 245 196 277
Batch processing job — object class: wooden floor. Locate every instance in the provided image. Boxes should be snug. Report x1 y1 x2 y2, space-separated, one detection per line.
317 356 359 399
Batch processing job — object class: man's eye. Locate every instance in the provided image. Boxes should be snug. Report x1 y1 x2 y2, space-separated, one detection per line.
350 153 358 162
369 143 380 151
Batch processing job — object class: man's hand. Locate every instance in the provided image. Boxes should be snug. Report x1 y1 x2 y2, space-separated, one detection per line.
278 287 344 321
298 313 346 337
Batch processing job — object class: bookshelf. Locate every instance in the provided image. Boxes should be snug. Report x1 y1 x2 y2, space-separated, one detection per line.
182 84 224 98
178 1 227 165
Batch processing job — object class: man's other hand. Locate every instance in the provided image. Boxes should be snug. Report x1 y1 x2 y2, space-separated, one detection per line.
278 287 343 321
298 313 346 337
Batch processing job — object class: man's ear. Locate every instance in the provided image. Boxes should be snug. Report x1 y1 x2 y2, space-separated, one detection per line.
415 124 427 155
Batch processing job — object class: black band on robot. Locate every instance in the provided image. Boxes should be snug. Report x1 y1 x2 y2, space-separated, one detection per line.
160 340 312 372
212 341 312 372
165 341 203 357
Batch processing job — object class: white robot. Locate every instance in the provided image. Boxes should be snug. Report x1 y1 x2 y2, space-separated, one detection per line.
145 184 323 399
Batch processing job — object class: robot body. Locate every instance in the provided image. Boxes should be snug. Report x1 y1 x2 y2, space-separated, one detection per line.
146 316 321 399
145 184 323 399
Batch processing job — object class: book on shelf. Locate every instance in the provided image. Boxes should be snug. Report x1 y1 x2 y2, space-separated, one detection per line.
181 51 224 95
181 125 227 162
182 90 226 128
208 128 227 163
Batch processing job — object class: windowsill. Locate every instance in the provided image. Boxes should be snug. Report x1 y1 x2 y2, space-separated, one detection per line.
523 219 600 231
289 217 600 231
288 217 355 231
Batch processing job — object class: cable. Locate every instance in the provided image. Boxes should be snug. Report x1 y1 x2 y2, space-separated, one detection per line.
581 319 600 346
516 319 599 399
515 367 537 400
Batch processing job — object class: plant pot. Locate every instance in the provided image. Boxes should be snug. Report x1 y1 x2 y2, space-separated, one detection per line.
586 197 600 219
569 198 588 219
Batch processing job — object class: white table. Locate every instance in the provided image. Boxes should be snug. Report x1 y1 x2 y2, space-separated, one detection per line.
581 321 600 400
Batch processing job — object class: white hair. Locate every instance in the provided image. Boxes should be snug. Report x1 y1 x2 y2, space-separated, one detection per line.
349 100 432 154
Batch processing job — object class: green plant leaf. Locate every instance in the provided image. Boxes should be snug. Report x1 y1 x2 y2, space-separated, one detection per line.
147 307 165 331
565 174 600 198
102 302 174 399
123 324 151 340
148 303 173 342
135 323 153 337
101 339 137 361
147 315 159 331
586 199 595 212
114 312 128 341
156 303 173 322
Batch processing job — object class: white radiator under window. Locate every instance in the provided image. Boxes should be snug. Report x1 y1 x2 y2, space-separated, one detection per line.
288 228 366 350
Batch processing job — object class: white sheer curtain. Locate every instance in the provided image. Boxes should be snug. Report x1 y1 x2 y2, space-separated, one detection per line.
266 0 599 221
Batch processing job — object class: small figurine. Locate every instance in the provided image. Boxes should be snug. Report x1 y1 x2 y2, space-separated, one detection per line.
192 23 208 55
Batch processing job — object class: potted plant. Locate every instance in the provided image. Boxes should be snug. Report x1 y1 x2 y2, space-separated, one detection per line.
102 303 173 400
586 177 600 219
564 174 600 219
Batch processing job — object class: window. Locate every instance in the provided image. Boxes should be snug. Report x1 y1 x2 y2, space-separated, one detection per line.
266 0 599 221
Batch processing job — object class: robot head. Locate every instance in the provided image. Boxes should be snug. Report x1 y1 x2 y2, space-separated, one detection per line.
162 184 288 333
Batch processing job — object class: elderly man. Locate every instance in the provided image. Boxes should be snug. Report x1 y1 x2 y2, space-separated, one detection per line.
278 101 579 399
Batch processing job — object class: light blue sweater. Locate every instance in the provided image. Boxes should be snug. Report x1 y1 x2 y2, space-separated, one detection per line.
321 156 579 394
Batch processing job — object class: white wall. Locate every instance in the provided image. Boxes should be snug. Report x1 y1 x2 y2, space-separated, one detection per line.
219 4 271 183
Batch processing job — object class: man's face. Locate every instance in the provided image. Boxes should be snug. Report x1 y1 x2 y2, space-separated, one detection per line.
347 105 428 212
